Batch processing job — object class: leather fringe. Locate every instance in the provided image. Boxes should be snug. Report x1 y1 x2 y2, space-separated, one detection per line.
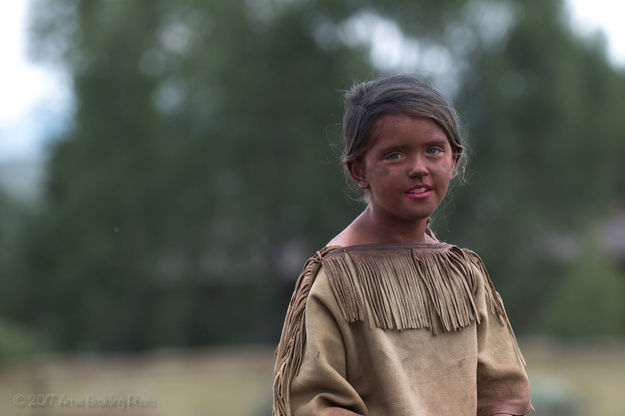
323 245 480 334
324 246 525 365
272 246 338 416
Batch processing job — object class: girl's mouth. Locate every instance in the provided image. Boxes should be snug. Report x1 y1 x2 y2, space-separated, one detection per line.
404 186 432 199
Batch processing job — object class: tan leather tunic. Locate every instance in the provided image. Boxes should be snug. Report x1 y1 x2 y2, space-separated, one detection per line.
274 243 534 416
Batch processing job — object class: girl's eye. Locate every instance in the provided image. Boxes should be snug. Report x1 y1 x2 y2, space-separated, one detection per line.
426 147 443 155
384 152 403 161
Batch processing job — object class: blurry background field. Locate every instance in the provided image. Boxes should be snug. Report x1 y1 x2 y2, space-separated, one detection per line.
1 339 624 416
1 0 625 415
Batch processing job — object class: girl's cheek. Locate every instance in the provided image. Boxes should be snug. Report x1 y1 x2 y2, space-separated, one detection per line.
369 165 390 177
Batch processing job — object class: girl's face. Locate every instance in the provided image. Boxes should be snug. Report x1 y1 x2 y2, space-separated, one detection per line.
348 114 456 227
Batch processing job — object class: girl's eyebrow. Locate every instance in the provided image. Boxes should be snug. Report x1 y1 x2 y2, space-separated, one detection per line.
377 144 406 154
425 139 450 147
378 139 448 152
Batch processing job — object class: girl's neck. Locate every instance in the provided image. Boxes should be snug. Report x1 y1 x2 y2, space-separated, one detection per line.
328 206 435 247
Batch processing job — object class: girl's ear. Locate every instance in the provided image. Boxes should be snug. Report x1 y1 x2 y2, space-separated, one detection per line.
347 160 369 189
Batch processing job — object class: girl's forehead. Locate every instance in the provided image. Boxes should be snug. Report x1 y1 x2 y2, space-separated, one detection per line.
371 113 448 141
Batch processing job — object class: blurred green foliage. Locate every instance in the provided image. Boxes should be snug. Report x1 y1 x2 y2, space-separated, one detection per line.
541 240 625 336
1 0 624 353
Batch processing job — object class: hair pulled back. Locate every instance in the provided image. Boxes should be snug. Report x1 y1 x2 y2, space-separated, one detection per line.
342 75 465 177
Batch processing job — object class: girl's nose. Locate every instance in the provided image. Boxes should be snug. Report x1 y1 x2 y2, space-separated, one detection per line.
408 156 428 177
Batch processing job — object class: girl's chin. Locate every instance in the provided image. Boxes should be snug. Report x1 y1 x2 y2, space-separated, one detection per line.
367 200 441 224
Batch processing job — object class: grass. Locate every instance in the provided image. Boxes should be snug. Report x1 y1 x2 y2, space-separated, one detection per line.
0 338 623 416
522 337 625 416
0 346 274 416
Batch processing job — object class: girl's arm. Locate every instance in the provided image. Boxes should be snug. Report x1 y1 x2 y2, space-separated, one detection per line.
274 266 366 416
473 258 534 416
288 270 366 416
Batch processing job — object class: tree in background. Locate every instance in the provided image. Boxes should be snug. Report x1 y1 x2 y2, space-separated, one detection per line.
3 0 623 352
17 0 377 350
447 0 625 334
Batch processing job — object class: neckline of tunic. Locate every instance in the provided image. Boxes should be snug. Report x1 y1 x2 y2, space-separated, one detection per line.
324 241 451 254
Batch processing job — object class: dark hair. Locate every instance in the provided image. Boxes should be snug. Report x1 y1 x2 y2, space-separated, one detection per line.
342 75 466 177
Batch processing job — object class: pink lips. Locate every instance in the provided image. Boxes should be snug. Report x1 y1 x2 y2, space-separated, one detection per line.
404 185 432 199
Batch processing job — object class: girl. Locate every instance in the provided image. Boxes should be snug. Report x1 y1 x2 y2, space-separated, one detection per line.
273 75 533 416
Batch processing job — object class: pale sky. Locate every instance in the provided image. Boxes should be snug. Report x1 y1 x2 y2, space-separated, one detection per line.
567 0 625 64
0 1 71 161
0 0 623 162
